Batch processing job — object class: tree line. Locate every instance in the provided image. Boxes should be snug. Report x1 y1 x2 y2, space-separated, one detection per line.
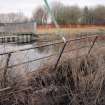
0 2 105 25
0 12 29 23
33 2 105 25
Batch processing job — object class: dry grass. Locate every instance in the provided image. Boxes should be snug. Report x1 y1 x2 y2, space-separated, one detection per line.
38 26 105 42
0 47 105 105
37 27 105 35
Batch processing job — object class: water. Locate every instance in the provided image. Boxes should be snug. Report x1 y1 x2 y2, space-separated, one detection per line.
0 39 97 75
0 42 61 75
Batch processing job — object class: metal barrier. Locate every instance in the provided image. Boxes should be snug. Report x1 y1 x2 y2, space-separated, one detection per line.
0 34 99 56
0 33 104 90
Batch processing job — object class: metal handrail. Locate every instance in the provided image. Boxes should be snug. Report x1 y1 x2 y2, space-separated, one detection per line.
0 41 104 71
0 33 102 89
0 34 100 56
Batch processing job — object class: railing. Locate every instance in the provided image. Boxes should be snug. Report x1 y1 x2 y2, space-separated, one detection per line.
0 32 39 44
0 33 104 96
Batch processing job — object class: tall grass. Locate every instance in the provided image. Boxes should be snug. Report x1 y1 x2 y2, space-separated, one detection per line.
0 47 105 105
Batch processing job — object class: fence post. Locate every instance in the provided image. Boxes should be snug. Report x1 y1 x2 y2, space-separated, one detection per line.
53 42 68 70
88 36 98 55
2 53 11 88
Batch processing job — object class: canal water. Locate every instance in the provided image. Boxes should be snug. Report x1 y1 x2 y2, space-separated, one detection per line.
0 42 62 76
0 38 100 81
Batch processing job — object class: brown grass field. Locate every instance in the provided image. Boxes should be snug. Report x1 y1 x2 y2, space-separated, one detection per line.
37 26 105 41
37 26 105 34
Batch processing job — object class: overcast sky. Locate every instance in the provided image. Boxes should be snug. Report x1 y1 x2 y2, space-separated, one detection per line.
0 0 105 18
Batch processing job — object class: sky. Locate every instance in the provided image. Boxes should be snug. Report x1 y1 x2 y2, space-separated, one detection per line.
0 0 105 18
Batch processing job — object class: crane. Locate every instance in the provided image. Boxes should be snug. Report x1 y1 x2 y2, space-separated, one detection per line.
43 0 67 70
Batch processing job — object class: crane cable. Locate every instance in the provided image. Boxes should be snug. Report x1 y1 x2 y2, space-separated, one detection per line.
43 0 67 43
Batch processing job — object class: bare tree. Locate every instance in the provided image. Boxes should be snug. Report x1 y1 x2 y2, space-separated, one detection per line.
32 2 105 25
93 5 105 24
32 6 48 25
94 5 105 19
65 5 81 24
51 2 81 24
51 2 66 24
0 12 28 23
79 6 96 25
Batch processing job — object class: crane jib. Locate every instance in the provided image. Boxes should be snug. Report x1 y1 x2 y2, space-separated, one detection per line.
43 0 66 42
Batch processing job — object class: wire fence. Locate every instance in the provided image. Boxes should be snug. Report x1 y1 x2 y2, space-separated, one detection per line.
0 34 103 70
0 34 100 56
0 33 104 93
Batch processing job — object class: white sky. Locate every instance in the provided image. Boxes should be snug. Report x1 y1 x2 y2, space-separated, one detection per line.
0 0 105 18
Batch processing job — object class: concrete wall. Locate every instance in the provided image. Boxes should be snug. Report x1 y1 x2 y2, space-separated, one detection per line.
0 22 36 33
